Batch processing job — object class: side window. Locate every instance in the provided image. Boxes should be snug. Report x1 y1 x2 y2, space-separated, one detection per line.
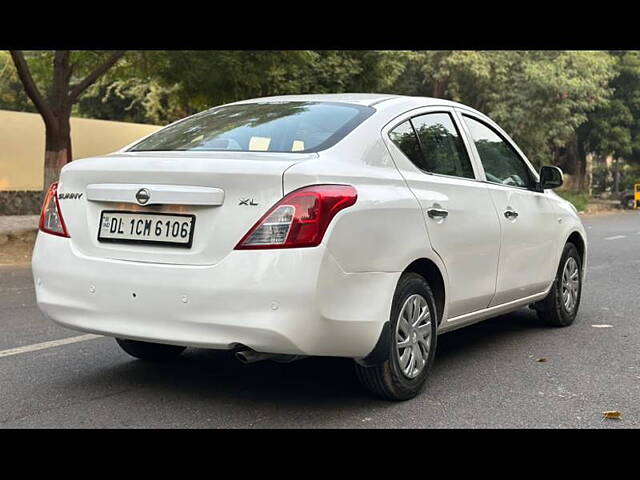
389 113 475 179
388 121 427 170
410 113 475 179
462 115 533 188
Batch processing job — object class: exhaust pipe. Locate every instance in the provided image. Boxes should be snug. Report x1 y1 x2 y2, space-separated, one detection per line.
235 350 275 364
235 349 305 364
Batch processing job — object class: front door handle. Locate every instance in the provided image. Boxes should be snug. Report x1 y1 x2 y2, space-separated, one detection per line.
427 207 449 219
504 209 519 220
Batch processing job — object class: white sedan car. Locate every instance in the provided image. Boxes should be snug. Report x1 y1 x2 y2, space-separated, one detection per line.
32 94 586 400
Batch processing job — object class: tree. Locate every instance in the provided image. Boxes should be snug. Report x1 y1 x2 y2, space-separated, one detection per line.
0 51 35 112
394 51 615 185
578 51 640 194
9 51 126 191
139 51 412 121
72 50 414 126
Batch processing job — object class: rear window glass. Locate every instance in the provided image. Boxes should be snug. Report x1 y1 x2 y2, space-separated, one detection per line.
130 101 374 153
389 121 425 168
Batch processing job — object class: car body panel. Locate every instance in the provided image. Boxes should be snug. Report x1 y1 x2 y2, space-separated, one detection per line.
483 183 559 305
32 233 393 357
57 151 315 266
381 105 502 319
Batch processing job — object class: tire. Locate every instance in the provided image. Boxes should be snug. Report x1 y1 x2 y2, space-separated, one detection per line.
116 338 186 361
355 273 438 401
625 198 636 209
534 242 582 327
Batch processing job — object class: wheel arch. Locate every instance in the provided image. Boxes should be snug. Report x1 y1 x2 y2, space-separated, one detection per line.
403 258 446 327
357 256 446 367
566 230 586 265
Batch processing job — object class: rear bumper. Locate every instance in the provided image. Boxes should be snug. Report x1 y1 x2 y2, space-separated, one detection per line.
32 233 398 358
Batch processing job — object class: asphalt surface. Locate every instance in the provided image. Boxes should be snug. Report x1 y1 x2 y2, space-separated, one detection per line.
1 211 639 428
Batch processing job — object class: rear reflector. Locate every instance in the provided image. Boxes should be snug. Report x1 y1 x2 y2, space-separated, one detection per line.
39 182 70 238
235 185 357 249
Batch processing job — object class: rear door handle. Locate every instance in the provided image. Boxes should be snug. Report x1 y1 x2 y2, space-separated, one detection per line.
504 209 519 219
427 207 449 219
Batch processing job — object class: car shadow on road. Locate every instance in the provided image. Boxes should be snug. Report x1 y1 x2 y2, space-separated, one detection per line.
68 309 551 415
435 308 548 361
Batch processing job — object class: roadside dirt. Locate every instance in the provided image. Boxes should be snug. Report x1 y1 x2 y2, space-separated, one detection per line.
0 234 36 265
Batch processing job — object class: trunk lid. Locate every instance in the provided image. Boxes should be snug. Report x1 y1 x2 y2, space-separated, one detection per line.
57 151 315 265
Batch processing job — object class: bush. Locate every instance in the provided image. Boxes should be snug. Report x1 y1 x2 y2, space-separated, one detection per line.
556 191 590 212
620 164 640 193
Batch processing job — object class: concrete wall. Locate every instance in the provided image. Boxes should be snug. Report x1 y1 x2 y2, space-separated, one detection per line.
0 109 161 191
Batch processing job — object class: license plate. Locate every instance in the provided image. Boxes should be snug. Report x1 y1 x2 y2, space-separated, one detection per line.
98 211 196 248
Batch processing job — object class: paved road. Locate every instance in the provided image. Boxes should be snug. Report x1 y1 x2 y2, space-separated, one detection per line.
1 211 639 428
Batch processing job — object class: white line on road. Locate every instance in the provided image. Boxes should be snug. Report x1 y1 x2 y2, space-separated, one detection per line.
605 235 626 240
0 334 102 359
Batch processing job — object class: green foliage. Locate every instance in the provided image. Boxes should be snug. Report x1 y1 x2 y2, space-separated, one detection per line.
72 50 413 126
395 51 615 168
5 51 127 104
0 51 35 112
4 48 640 196
76 77 182 125
593 162 640 194
147 50 411 113
556 191 590 212
590 162 611 194
620 163 640 191
580 51 640 162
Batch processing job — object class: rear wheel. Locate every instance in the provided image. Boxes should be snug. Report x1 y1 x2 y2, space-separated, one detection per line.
534 242 582 327
355 273 438 401
116 338 186 361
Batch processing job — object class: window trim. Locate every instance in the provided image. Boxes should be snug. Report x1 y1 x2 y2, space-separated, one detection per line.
456 109 541 192
383 106 483 183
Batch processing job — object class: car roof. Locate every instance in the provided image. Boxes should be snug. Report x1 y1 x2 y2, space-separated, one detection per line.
228 93 474 111
229 93 398 107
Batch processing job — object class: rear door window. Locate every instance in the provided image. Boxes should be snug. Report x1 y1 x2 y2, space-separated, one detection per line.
388 112 475 179
388 121 426 169
411 113 475 179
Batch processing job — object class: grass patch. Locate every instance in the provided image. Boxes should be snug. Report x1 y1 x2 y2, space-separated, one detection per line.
556 191 590 212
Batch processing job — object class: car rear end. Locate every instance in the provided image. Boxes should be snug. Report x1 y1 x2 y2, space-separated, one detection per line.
31 99 389 358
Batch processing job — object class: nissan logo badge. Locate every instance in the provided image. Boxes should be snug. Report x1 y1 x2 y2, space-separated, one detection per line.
135 188 151 205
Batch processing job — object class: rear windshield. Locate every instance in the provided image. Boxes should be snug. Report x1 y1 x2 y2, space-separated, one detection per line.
129 101 374 153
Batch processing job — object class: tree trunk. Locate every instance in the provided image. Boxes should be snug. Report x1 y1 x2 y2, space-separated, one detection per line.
43 117 72 192
576 137 588 191
613 157 620 196
560 136 578 190
10 50 125 199
432 77 448 98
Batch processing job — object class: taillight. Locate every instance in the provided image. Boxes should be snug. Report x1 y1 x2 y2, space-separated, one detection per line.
235 185 357 249
39 182 70 238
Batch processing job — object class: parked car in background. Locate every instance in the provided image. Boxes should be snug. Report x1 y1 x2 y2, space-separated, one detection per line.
32 94 587 400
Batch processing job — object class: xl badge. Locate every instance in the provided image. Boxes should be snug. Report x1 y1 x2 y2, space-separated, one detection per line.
239 198 258 206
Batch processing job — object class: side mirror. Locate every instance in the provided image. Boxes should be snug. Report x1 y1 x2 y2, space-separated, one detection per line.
539 166 563 190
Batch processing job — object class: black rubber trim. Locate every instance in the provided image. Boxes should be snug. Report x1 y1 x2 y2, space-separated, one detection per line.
357 321 391 366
